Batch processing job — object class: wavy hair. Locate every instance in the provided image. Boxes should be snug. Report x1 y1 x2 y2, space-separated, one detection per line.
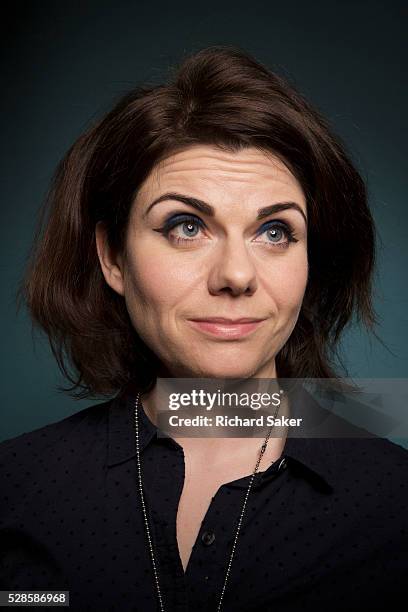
19 45 379 398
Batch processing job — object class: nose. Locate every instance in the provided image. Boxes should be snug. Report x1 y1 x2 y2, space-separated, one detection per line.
207 233 258 297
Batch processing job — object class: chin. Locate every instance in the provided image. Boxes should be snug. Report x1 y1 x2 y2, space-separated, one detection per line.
164 343 273 379
186 358 261 380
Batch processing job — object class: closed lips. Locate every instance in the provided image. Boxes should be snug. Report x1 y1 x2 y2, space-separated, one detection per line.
189 318 266 323
187 318 266 339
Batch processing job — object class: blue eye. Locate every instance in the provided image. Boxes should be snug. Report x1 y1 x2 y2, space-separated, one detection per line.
256 221 297 247
154 213 298 248
264 226 285 242
179 220 200 237
155 213 205 244
158 214 205 242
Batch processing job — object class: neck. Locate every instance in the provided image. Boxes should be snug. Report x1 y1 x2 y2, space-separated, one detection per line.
140 377 289 466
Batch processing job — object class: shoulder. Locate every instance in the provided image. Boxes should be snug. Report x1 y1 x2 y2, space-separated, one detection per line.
0 398 113 458
331 435 408 480
0 398 114 503
329 436 408 528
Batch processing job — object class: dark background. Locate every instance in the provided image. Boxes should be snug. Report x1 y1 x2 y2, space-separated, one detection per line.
1 0 407 442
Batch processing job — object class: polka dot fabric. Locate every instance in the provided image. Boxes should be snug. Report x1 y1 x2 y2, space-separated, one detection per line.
1 387 407 611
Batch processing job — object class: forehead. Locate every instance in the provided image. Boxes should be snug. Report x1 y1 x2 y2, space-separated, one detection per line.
137 145 306 207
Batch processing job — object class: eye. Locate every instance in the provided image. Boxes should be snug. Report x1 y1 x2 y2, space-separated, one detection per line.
153 214 299 249
254 220 298 249
153 213 206 245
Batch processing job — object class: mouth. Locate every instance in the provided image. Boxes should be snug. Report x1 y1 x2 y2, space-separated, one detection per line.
187 317 267 339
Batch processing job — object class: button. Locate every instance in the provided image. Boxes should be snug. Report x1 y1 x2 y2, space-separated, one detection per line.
278 457 288 471
201 531 216 546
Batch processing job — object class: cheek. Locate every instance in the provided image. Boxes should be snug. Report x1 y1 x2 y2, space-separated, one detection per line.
263 251 308 313
124 244 200 313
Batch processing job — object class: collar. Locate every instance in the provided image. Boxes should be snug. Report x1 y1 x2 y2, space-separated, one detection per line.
107 382 338 492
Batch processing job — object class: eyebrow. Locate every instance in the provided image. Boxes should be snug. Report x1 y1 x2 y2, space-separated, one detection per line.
143 192 307 226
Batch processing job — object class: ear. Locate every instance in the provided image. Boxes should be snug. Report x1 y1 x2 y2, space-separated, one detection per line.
95 221 125 296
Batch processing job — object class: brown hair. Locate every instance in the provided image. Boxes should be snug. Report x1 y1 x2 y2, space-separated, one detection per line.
19 45 380 399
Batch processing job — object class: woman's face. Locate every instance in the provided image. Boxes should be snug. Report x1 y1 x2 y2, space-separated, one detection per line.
96 145 308 379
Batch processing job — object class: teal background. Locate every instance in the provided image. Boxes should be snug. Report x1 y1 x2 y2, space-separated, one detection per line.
1 0 407 443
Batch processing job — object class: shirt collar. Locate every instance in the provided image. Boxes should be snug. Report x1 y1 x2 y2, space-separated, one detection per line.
107 386 155 467
108 381 337 491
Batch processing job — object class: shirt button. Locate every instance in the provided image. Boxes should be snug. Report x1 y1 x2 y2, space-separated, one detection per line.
278 457 288 471
201 531 216 546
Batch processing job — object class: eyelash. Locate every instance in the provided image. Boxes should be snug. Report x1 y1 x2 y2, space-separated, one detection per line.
154 213 299 249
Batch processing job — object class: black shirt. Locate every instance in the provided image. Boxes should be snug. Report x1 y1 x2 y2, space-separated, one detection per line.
1 385 407 611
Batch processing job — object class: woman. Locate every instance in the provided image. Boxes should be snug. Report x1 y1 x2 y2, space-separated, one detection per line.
1 46 406 611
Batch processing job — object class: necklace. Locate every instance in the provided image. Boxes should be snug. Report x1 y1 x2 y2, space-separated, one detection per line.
134 391 282 611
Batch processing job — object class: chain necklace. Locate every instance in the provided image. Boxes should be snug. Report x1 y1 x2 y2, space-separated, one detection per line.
134 392 282 611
